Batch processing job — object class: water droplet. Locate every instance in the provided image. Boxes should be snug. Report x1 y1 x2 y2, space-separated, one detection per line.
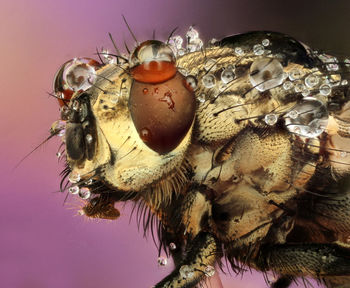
78 210 85 216
234 47 244 56
65 60 97 91
208 38 218 46
305 74 319 88
301 88 310 97
204 265 215 277
328 63 339 71
143 88 148 94
342 80 348 86
294 82 305 93
264 114 278 126
262 39 270 46
318 54 339 71
186 26 199 40
68 171 81 183
185 27 203 52
157 256 167 266
221 68 235 84
287 110 298 119
187 38 203 52
202 74 216 88
58 129 66 137
54 58 100 106
284 97 329 138
129 40 175 68
249 58 284 92
198 93 206 103
283 81 293 90
340 151 347 158
253 44 264 55
68 185 79 195
185 75 198 90
319 84 332 96
79 187 91 199
204 59 217 71
168 35 183 52
85 179 93 185
177 48 186 56
289 69 302 81
51 120 66 135
110 96 119 104
169 243 176 250
101 49 117 64
56 152 62 158
85 134 93 144
179 265 194 279
140 127 152 143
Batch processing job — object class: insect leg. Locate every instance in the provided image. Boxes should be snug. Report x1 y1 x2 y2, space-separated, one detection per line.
154 232 219 288
312 185 350 237
255 243 350 278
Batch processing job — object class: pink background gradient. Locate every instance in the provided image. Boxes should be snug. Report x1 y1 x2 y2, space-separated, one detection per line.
2 0 350 287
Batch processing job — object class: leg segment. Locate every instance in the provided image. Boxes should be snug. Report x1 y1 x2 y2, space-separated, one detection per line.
255 243 350 277
154 232 219 288
313 191 350 236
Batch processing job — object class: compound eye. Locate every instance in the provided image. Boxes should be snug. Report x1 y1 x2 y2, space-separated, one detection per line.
129 72 196 154
130 40 177 84
53 58 101 106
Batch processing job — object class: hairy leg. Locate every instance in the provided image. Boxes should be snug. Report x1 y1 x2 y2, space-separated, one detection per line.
254 243 350 281
154 232 219 288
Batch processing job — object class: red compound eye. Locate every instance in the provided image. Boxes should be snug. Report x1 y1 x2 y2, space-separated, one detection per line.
53 58 101 107
129 72 196 154
130 40 177 84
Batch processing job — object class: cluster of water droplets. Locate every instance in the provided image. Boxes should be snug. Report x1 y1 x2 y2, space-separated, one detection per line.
186 26 203 53
168 26 203 56
67 171 92 200
235 38 270 59
236 39 337 139
260 62 331 137
284 97 329 138
318 54 339 71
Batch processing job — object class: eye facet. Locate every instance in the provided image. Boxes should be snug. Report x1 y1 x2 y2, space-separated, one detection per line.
53 57 101 106
129 72 196 154
129 40 177 84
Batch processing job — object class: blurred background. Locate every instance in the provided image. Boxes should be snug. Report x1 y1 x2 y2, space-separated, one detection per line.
2 0 350 287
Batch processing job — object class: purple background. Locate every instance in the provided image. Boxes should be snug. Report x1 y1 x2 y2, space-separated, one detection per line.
2 0 350 287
